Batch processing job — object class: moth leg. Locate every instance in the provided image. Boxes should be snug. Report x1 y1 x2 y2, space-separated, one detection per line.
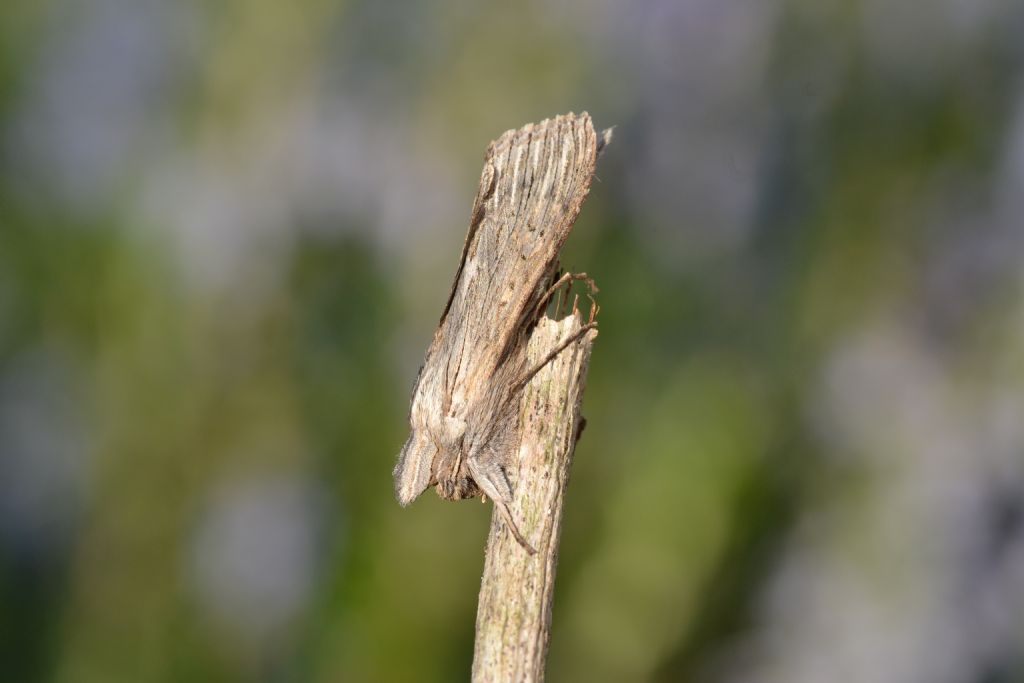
466 457 537 555
533 271 598 320
512 322 598 393
585 293 600 324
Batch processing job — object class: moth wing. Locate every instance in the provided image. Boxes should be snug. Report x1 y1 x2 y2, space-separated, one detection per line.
434 113 600 392
393 430 436 506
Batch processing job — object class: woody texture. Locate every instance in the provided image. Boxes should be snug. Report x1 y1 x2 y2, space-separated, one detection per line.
394 112 609 682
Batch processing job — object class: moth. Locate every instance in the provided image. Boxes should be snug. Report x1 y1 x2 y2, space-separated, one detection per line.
394 112 609 553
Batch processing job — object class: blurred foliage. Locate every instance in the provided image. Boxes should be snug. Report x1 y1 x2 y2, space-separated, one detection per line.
2 0 1024 682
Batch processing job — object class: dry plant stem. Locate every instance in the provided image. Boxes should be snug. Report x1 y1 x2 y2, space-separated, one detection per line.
472 313 596 683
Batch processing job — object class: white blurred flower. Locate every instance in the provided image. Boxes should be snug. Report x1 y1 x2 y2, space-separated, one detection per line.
189 472 329 646
0 348 87 557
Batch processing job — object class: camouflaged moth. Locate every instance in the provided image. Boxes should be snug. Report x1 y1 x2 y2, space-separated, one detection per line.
394 112 609 553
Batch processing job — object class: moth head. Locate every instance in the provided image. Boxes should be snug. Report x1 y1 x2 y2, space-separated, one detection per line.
393 430 436 506
441 415 467 450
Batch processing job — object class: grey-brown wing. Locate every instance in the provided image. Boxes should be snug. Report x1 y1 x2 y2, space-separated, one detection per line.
432 112 600 405
395 113 600 507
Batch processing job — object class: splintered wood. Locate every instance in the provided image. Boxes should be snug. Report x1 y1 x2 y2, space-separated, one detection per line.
472 313 596 683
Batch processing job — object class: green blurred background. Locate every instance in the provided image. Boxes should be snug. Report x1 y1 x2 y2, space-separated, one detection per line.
2 0 1024 681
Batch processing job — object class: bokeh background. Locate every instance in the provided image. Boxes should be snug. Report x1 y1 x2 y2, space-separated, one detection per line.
3 0 1024 681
